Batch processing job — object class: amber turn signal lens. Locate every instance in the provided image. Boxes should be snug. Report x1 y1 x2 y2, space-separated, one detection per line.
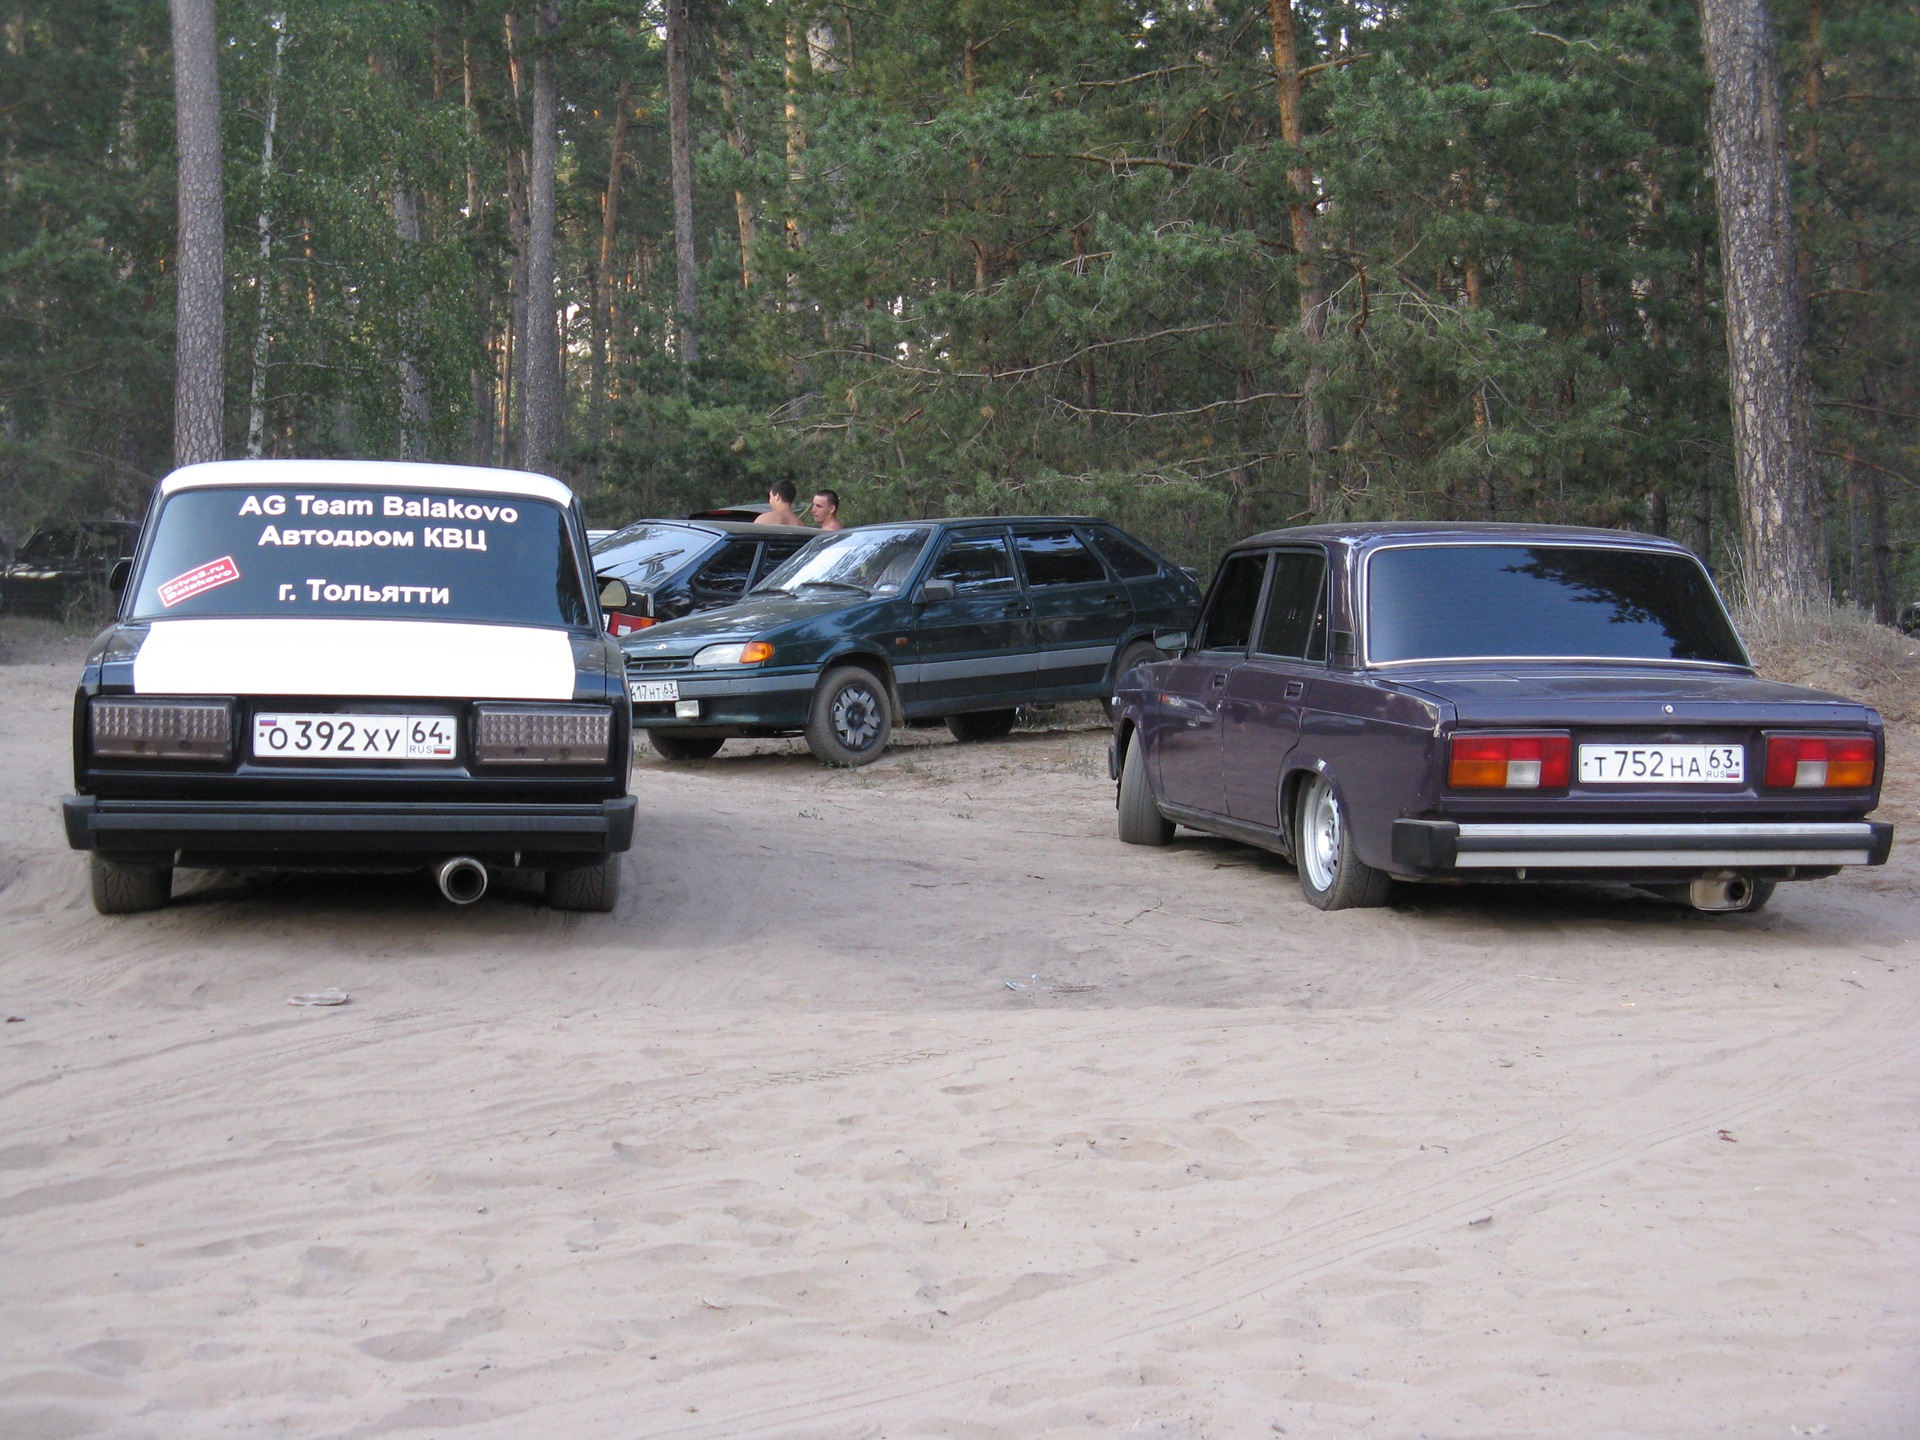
1763 734 1876 789
739 641 775 664
1448 733 1571 789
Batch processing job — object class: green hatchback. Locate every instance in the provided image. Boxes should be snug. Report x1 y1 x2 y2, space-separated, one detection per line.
616 517 1201 765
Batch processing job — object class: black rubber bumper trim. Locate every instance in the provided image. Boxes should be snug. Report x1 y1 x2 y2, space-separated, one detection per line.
63 795 636 855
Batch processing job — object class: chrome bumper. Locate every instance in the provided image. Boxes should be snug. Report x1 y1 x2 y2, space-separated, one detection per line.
1393 819 1893 872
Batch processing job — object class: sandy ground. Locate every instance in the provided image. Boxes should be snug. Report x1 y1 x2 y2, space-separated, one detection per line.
2 634 1917 1439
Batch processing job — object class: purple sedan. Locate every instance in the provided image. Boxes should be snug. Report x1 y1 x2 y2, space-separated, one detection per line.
1109 522 1893 912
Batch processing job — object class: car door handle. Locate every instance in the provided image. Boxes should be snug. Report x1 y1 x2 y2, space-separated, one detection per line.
1285 680 1305 700
1209 673 1227 690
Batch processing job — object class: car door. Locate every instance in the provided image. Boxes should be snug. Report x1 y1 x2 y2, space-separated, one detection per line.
1222 547 1329 828
906 529 1036 709
1150 550 1269 816
1013 526 1131 696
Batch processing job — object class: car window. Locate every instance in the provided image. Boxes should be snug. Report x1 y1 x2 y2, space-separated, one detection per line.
1014 529 1107 587
754 525 933 597
1366 544 1748 665
127 485 591 627
19 528 77 564
1197 552 1267 652
1089 527 1160 579
931 533 1016 592
753 536 810 585
691 539 759 601
589 522 716 585
1254 550 1328 661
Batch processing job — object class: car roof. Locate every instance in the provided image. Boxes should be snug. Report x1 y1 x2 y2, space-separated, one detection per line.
597 517 804 544
159 459 576 508
1230 519 1697 553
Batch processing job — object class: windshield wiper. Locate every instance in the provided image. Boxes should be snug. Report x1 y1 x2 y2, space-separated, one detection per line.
792 579 870 595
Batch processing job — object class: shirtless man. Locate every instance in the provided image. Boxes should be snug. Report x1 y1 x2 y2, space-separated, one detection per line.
809 488 845 531
755 479 807 527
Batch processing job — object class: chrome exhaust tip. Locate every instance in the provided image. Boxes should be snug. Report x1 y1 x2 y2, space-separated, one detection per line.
1688 871 1754 912
435 856 489 905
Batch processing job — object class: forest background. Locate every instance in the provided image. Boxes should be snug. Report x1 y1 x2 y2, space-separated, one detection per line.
3 0 1915 611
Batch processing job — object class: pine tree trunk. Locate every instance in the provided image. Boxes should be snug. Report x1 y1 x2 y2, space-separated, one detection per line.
170 0 225 468
666 0 699 366
592 82 630 419
392 187 430 458
521 0 562 468
464 25 495 466
716 40 756 290
245 13 286 459
1700 0 1827 603
1268 0 1330 518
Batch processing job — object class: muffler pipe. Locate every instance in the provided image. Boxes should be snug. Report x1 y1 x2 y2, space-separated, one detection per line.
436 856 489 905
1688 871 1753 912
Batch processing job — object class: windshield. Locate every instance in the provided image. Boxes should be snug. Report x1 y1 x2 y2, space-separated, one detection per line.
753 525 933 597
1367 543 1748 666
128 485 591 627
590 522 718 585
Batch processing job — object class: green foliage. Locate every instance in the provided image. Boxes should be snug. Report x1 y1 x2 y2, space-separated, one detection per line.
1 0 1912 597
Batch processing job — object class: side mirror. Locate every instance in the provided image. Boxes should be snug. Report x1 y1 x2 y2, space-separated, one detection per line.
917 578 957 604
108 558 132 599
1152 627 1188 654
597 576 630 611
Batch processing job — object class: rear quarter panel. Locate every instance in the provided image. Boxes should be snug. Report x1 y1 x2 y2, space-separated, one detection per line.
1289 676 1446 871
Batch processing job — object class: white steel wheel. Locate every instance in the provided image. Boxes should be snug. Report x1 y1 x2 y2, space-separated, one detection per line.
1295 773 1391 911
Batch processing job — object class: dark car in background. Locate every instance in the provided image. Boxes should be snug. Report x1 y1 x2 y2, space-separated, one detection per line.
590 518 814 636
1111 522 1892 912
1 521 140 618
621 517 1202 765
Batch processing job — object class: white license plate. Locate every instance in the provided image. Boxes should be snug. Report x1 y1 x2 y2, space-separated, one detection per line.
1578 743 1744 785
253 713 457 761
629 680 680 703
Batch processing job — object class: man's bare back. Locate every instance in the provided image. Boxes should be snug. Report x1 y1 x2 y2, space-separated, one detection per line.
756 481 806 526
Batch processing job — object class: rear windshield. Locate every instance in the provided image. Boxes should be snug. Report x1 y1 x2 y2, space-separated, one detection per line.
590 522 718 583
128 485 590 627
1366 543 1747 666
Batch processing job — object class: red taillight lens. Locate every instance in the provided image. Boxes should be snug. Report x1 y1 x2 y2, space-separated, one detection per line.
1448 733 1571 789
1764 734 1876 789
606 612 655 637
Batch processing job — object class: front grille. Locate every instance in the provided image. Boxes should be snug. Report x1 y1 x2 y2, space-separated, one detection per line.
627 658 695 674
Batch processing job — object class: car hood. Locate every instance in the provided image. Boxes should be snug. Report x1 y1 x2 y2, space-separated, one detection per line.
621 590 868 655
118 617 593 700
1386 664 1878 726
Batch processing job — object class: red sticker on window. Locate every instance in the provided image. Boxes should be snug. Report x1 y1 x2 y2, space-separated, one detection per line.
157 555 240 608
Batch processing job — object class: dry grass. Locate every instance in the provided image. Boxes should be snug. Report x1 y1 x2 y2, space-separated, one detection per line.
1731 597 1920 725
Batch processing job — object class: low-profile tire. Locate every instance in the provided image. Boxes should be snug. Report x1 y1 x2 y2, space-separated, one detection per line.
649 732 725 762
1103 640 1162 723
1116 732 1174 846
805 665 892 766
1294 772 1391 910
945 709 1017 743
89 855 172 915
545 855 621 912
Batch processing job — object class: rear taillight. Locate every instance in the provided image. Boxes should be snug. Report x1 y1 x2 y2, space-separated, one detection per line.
606 612 654 637
1763 734 1876 789
90 697 232 761
1448 733 1571 790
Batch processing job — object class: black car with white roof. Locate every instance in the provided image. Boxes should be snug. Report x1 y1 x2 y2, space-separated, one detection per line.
62 459 634 913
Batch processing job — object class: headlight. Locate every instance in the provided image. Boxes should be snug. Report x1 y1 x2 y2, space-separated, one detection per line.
91 697 232 761
473 705 611 764
693 641 774 667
